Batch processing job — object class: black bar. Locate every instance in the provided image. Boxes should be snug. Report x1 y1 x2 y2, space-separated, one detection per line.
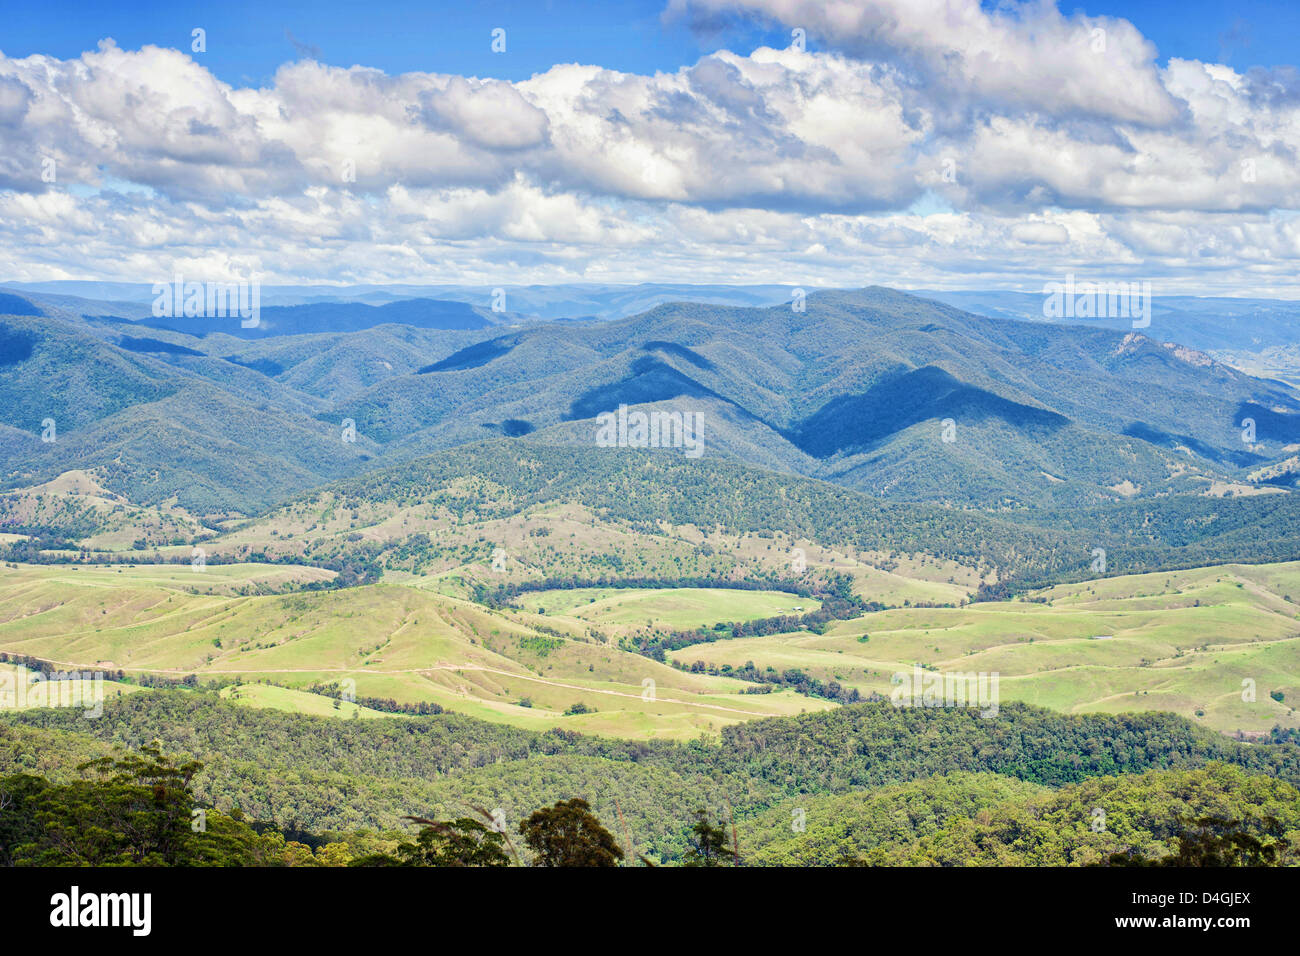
4 865 1288 943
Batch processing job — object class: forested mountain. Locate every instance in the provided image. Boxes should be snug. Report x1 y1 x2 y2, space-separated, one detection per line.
96 297 502 338
2 281 797 322
922 289 1300 353
330 287 1300 507
5 287 1300 518
218 439 1300 591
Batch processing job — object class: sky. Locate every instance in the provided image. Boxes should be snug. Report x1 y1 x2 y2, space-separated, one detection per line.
2 0 1300 294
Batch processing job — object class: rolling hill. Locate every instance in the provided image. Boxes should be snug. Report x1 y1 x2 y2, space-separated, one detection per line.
1 552 1296 737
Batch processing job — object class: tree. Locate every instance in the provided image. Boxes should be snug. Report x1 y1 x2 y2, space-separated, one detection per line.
0 744 346 867
350 816 510 867
22 743 203 866
401 817 510 867
682 810 736 866
519 799 623 867
1106 816 1286 867
0 774 50 867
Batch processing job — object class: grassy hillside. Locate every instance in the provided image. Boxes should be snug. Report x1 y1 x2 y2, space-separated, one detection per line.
0 563 833 740
671 560 1300 733
2 557 1296 736
202 440 1035 590
0 470 208 548
520 586 820 635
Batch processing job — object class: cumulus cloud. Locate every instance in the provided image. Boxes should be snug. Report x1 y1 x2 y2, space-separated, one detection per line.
666 0 1181 126
519 51 929 209
0 1 1297 291
418 77 550 150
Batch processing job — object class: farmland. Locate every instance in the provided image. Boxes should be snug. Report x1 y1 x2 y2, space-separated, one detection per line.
669 562 1300 734
2 558 1296 736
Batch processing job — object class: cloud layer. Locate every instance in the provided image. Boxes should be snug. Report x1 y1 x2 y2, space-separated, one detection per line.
1 0 1298 292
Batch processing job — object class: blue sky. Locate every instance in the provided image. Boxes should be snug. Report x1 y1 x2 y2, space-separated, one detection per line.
2 0 1296 86
2 1 1300 293
1083 0 1299 69
0 1 721 85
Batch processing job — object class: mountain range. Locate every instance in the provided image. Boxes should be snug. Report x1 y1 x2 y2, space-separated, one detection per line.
4 286 1300 521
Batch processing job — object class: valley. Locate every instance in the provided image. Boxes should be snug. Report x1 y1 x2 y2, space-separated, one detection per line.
9 0 1300 889
2 551 1295 738
3 284 1299 868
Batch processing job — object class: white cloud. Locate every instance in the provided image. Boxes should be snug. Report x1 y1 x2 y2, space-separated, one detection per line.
0 2 1298 292
418 77 550 150
666 0 1181 125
